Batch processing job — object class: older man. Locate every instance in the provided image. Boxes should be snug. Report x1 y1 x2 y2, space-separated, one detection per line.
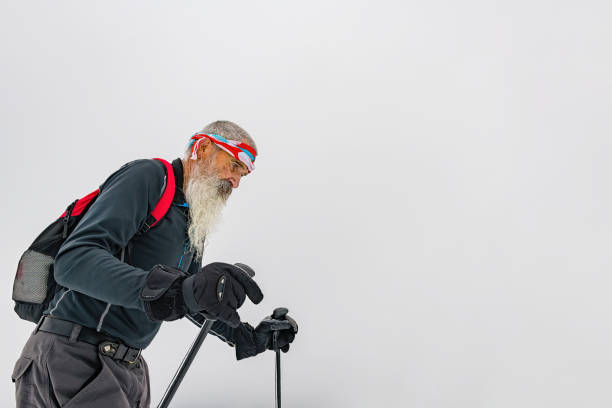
12 121 297 408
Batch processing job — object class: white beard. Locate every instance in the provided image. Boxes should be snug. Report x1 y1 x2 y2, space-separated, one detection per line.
184 160 232 259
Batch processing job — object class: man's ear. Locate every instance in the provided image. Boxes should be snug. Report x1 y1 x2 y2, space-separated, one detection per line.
196 138 213 159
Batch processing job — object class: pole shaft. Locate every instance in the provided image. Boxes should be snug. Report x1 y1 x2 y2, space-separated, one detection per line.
157 319 215 408
275 350 282 408
274 331 281 408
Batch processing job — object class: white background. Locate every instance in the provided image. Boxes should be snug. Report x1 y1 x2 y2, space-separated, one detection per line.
1 1 611 407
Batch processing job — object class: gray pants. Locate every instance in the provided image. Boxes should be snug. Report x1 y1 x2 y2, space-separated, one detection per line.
12 329 150 408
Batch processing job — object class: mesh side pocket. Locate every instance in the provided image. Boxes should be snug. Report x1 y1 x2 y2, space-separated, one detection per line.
13 250 53 304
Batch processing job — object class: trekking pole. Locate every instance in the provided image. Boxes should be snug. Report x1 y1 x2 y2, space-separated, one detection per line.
157 263 256 408
274 331 282 408
271 307 290 408
157 318 214 408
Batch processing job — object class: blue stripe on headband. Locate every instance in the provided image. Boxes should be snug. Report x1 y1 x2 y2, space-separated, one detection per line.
208 133 228 143
238 146 256 161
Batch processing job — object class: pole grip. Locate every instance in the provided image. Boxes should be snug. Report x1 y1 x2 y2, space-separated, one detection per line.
272 307 288 320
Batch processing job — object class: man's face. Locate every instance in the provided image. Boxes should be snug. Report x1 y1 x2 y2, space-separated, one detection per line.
184 146 251 258
192 147 249 193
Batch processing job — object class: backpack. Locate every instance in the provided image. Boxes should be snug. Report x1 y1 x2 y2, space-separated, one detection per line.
12 158 176 323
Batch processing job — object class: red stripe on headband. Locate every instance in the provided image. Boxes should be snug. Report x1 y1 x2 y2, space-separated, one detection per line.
236 142 256 158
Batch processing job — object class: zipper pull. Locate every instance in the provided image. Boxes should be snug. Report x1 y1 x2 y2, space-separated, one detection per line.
61 199 78 239
62 216 70 238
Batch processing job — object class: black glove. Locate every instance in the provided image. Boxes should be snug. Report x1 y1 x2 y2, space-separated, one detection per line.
182 262 263 327
234 312 298 360
140 264 188 321
140 262 263 327
255 313 298 352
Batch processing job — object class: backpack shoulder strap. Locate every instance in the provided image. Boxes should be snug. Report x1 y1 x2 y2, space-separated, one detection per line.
59 189 100 218
138 158 176 234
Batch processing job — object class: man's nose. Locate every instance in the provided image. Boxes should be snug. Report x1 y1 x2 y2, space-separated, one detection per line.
228 176 240 188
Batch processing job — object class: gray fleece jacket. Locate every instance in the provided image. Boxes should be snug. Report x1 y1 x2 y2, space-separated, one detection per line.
45 158 236 349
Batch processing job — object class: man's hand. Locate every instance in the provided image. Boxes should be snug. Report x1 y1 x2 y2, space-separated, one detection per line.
233 311 299 360
182 262 263 327
140 262 263 327
254 312 298 353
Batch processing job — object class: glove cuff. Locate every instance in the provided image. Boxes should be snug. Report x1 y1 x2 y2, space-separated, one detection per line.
140 264 187 321
234 323 261 360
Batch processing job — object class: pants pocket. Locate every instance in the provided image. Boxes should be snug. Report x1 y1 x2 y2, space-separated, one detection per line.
13 356 37 407
12 356 33 383
61 355 131 408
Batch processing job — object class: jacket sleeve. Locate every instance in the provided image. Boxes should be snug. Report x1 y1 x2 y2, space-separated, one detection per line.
186 312 238 347
53 159 166 311
186 311 261 358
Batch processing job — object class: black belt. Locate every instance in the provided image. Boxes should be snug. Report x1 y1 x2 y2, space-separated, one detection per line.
36 316 142 364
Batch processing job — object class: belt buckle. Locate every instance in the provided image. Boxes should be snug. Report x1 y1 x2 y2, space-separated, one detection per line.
98 340 141 364
125 348 141 364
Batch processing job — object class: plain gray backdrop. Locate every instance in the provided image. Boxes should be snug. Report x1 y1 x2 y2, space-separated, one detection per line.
1 1 611 407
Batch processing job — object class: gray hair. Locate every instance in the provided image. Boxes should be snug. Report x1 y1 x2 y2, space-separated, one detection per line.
186 120 258 158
